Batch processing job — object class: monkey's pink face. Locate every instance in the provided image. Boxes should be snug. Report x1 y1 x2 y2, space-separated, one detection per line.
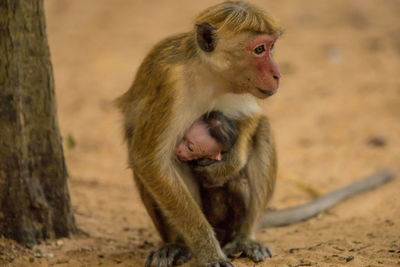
229 34 281 99
246 35 281 98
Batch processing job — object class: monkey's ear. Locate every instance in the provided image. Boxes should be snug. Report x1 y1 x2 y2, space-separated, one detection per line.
196 23 216 52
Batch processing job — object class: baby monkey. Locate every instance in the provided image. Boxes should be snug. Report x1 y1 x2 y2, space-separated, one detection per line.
176 111 238 166
177 111 246 243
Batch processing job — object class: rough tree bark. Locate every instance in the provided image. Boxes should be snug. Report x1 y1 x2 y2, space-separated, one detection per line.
0 0 76 244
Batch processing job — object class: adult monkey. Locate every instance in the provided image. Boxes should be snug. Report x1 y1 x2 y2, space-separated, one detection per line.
117 2 279 266
117 1 394 267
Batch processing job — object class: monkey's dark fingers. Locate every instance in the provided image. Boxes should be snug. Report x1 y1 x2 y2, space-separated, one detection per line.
264 245 272 258
172 245 192 266
222 241 243 258
204 260 234 267
145 244 192 267
223 240 271 262
240 241 271 262
144 250 154 267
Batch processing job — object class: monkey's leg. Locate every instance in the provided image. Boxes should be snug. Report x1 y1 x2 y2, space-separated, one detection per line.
223 116 276 262
135 175 192 266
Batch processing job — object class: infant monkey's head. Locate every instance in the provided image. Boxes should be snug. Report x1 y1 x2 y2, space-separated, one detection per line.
176 111 238 162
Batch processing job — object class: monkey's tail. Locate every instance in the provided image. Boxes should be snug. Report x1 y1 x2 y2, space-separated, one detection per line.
260 169 395 229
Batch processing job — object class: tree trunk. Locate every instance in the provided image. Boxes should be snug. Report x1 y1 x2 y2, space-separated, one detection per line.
0 0 76 244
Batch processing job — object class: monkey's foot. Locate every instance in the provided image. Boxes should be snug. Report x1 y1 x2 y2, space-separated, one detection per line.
145 244 191 267
223 240 272 262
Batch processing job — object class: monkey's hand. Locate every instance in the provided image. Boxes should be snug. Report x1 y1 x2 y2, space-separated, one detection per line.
192 152 245 179
223 239 272 263
145 244 191 267
192 116 260 179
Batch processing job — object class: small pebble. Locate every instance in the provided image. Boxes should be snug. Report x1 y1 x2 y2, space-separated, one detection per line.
346 256 354 262
34 252 54 258
333 246 345 251
367 136 386 147
326 46 343 63
367 232 376 238
384 219 394 226
56 258 69 264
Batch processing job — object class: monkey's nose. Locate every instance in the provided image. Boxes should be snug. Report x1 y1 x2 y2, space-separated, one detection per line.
273 74 280 80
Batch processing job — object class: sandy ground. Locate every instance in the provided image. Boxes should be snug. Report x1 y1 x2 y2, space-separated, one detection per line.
1 0 400 266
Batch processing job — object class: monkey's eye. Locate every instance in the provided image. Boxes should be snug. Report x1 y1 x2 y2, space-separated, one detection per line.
254 44 266 55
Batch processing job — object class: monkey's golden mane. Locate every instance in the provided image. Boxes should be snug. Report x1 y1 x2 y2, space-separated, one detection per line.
195 1 282 35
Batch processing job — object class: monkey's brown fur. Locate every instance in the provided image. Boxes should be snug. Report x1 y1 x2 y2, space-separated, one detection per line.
117 1 280 266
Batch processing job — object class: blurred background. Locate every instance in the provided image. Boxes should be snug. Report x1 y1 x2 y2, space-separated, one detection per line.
16 0 400 266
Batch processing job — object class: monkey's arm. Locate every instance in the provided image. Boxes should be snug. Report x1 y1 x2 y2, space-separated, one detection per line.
130 122 228 264
119 77 228 265
223 115 277 262
260 169 395 228
236 115 277 237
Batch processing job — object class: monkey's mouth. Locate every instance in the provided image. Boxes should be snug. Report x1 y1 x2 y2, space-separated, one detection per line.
257 87 277 96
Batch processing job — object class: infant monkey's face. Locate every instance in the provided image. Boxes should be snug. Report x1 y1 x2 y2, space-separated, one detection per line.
176 121 223 162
